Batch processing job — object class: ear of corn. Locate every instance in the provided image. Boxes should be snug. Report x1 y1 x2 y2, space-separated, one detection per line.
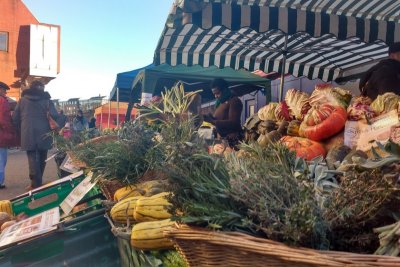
0 200 12 215
131 219 176 250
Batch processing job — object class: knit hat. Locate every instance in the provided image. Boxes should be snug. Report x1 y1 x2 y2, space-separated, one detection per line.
0 82 10 90
30 80 45 90
388 42 400 54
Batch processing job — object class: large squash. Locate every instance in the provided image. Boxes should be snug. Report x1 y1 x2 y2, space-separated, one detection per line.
134 192 172 222
110 196 143 224
113 186 143 202
299 104 347 141
131 219 177 250
280 136 326 161
114 180 166 201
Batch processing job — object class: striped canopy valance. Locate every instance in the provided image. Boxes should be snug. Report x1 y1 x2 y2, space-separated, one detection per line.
155 23 388 82
167 0 400 45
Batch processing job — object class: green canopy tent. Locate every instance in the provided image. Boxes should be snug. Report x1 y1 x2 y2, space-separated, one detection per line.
131 64 269 103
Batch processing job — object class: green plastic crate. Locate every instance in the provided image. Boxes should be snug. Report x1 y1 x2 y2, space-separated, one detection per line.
0 210 120 267
11 173 103 217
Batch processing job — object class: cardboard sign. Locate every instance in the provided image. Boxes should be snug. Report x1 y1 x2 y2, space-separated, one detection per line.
60 155 81 173
0 207 60 248
60 172 97 215
344 110 399 151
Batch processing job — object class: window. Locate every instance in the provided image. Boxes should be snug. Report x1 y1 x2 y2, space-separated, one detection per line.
0 32 8 52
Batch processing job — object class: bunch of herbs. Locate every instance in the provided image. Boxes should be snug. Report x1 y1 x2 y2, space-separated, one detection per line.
137 84 247 230
225 142 328 248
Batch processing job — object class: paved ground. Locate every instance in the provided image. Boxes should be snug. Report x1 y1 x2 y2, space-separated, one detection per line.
1 149 59 200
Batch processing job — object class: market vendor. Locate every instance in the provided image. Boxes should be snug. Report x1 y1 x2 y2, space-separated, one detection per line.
204 78 243 146
359 42 400 100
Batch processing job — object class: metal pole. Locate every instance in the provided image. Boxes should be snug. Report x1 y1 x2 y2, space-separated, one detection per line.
100 107 103 131
117 87 120 127
108 100 111 128
279 34 288 102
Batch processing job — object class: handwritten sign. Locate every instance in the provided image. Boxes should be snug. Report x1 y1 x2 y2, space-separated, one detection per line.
60 172 97 215
344 110 399 151
60 155 81 173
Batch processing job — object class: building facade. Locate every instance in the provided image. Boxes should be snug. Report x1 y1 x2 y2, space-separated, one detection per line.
57 96 106 118
0 0 60 100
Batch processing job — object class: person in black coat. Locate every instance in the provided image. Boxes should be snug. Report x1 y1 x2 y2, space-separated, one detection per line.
359 42 400 100
12 81 59 189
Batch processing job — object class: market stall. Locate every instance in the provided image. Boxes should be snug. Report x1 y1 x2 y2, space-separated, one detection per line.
51 82 400 266
110 64 153 103
94 101 137 129
131 64 269 105
154 0 399 100
26 1 400 266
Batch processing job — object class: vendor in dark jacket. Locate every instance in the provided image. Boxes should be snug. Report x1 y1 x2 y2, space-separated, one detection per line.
359 42 400 100
12 81 59 190
204 78 243 146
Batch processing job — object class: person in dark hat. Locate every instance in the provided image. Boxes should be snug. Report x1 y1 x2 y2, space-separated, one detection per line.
359 42 400 100
203 78 243 147
388 42 400 61
0 82 19 189
12 80 59 190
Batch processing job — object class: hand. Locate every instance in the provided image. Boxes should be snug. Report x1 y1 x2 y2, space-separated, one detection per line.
203 114 215 124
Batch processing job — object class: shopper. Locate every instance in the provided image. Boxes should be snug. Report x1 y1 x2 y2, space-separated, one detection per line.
12 80 59 189
72 109 88 133
0 81 19 189
56 109 68 128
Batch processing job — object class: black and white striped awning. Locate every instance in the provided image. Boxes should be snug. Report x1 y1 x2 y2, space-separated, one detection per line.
154 0 398 82
167 0 400 45
155 23 388 82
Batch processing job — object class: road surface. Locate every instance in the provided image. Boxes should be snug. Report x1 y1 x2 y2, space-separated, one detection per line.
1 149 59 200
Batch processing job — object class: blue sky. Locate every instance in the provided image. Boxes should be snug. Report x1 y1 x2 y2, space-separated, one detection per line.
22 0 172 101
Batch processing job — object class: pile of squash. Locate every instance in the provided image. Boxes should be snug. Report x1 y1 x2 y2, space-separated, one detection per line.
110 180 177 250
241 85 353 161
0 200 17 233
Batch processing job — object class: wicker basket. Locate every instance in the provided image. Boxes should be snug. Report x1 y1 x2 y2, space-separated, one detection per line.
165 225 400 267
97 179 124 201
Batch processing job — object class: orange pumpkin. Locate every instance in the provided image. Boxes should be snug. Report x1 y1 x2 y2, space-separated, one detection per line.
299 104 347 141
280 136 326 161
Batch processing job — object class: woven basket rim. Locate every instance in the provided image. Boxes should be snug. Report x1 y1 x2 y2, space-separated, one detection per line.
165 225 400 267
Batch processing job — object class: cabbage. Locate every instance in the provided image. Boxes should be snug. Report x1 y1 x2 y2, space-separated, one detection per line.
347 96 377 121
284 89 311 120
275 101 293 121
258 102 278 121
370 92 400 114
310 85 352 108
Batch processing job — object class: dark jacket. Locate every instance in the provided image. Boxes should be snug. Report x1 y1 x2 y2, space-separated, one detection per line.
57 113 68 128
359 59 400 100
12 88 59 150
213 96 243 137
0 95 19 147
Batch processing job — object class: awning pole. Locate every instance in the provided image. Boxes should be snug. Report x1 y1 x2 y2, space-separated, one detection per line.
108 100 111 128
117 87 120 127
100 108 103 131
279 34 288 102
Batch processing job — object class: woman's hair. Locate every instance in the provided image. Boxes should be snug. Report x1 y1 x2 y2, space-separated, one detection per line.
211 78 228 91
